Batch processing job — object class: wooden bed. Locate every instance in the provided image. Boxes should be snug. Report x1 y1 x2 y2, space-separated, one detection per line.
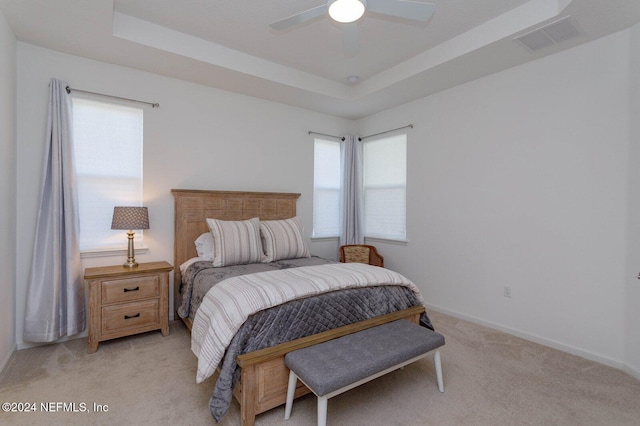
172 189 425 426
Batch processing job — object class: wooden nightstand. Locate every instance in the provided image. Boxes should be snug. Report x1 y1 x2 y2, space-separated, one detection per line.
84 261 173 353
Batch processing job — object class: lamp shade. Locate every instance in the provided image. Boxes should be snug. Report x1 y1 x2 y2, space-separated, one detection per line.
111 206 149 230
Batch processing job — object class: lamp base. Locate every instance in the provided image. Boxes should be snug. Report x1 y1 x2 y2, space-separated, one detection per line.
123 230 139 268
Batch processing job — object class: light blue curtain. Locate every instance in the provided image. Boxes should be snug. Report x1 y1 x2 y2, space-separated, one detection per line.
340 135 364 246
23 78 85 342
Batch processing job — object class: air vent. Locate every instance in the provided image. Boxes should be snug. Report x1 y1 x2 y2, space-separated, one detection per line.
514 16 582 52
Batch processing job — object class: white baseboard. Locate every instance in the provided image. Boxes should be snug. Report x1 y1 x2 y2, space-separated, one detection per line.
623 363 640 380
424 303 625 371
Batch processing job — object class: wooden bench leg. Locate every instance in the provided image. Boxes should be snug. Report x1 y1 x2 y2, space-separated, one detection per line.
285 370 297 420
434 350 444 393
317 396 328 426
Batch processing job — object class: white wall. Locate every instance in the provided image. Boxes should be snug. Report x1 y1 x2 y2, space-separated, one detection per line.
15 43 352 349
625 24 640 377
358 30 632 369
0 9 17 372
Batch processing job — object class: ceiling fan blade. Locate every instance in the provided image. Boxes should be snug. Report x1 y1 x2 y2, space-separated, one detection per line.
269 5 328 31
342 23 360 57
366 0 435 22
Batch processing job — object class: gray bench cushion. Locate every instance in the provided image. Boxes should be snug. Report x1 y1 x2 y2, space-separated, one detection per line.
284 319 445 397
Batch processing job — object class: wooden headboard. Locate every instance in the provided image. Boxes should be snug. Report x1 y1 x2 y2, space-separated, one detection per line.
171 189 301 291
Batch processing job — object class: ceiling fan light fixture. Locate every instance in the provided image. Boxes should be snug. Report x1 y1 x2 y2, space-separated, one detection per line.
328 0 366 24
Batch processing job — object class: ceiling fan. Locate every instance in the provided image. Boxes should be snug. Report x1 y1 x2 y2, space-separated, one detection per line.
269 0 436 56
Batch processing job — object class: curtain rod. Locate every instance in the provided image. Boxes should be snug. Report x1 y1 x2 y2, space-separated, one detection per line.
65 86 160 108
308 130 345 141
309 125 413 142
359 124 413 141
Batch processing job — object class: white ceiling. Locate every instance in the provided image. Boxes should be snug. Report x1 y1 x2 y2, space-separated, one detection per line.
1 0 639 119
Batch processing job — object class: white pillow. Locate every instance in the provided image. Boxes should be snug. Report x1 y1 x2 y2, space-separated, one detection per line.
206 217 263 267
260 217 310 263
194 232 214 261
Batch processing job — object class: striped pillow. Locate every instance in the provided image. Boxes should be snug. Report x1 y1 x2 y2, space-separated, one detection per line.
206 217 263 267
260 217 310 263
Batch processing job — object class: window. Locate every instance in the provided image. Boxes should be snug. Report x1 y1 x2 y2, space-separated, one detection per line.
312 133 407 241
72 97 144 251
312 138 341 237
363 134 407 240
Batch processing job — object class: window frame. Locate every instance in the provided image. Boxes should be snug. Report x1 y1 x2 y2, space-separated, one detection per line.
312 137 342 239
362 133 408 242
71 95 145 255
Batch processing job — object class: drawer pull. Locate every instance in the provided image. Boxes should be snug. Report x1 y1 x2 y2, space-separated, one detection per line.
123 286 140 292
124 313 141 320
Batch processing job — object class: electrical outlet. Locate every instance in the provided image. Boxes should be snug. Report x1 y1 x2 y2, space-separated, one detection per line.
503 286 512 298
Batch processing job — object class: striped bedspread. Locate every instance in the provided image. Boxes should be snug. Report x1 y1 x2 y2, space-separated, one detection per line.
191 262 424 383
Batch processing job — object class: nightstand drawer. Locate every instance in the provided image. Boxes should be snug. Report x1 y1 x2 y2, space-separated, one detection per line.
101 299 159 334
101 275 159 304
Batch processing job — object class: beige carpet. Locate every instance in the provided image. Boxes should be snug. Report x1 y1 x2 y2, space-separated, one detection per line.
1 310 639 426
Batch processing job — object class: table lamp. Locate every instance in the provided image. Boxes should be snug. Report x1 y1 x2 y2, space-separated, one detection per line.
111 206 149 268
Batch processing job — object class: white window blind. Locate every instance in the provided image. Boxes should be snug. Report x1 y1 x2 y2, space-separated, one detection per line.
313 138 341 238
363 134 407 240
72 97 144 251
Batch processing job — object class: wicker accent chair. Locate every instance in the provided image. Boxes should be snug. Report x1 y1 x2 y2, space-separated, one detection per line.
339 244 384 268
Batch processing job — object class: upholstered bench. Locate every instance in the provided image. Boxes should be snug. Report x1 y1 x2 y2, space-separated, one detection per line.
284 319 445 426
